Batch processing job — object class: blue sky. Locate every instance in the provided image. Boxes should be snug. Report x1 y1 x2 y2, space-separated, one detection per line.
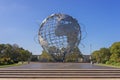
0 0 120 55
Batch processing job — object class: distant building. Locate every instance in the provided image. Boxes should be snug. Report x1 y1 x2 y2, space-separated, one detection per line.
78 58 84 62
31 55 40 61
83 55 91 63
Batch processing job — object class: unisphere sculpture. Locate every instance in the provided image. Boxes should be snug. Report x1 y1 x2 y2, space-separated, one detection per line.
38 13 81 62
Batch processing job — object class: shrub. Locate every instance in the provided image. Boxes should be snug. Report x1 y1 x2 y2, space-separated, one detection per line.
114 63 120 66
106 61 110 64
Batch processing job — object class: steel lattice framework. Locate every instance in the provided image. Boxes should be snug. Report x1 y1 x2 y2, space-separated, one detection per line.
38 13 81 57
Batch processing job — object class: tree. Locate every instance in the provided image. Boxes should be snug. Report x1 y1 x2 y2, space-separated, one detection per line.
91 48 111 63
48 46 68 62
65 47 83 62
0 44 32 65
0 44 14 64
99 48 111 63
11 47 20 63
91 50 101 63
40 50 54 62
110 42 120 63
18 48 32 64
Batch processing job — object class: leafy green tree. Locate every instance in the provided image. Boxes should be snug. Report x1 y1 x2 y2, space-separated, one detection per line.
0 44 14 64
110 42 120 63
91 50 101 63
40 50 54 62
18 48 32 64
99 48 111 63
0 44 32 65
65 47 83 62
91 48 111 63
48 47 66 62
11 47 20 63
91 42 120 65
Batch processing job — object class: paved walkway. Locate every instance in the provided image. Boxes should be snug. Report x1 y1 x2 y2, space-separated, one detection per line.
0 62 118 69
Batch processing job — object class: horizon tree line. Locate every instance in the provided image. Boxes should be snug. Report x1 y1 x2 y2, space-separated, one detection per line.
0 43 32 65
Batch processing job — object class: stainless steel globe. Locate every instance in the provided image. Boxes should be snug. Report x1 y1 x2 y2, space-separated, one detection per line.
38 13 81 58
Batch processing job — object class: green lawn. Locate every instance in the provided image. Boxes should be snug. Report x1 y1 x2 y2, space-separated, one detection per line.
0 62 28 68
95 63 120 68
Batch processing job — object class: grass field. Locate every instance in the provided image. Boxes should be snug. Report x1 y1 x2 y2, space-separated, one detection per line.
95 63 120 68
0 62 28 68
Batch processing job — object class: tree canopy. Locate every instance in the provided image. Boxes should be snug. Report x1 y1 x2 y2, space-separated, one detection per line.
91 48 110 63
40 50 54 62
91 41 120 65
110 42 120 63
0 44 32 65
